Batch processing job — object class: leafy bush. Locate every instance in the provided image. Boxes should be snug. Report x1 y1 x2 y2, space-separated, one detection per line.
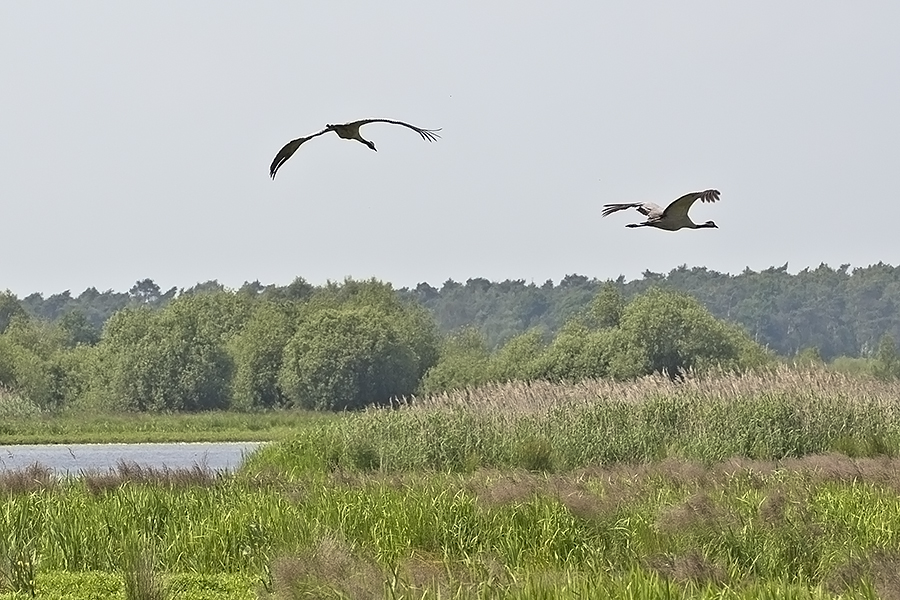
873 334 900 380
278 307 421 410
533 324 615 382
0 319 71 410
419 328 492 394
611 288 764 380
489 328 546 382
228 303 297 411
0 291 27 335
97 301 234 412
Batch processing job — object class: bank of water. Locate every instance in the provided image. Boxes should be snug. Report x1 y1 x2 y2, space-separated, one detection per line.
0 442 264 475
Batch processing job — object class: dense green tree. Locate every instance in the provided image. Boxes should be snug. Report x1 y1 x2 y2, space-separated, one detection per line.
228 302 297 410
0 337 14 387
405 263 900 359
793 346 824 367
88 308 153 410
129 279 162 304
419 327 492 394
237 280 266 298
310 278 440 381
0 318 70 409
75 287 133 329
20 262 900 360
278 306 420 410
578 283 624 329
0 291 27 334
98 297 235 412
546 274 598 334
39 290 74 321
280 277 315 301
413 282 439 302
58 310 101 347
846 262 900 354
489 328 546 382
403 278 554 349
719 321 774 371
421 286 773 393
23 285 136 329
9 263 900 410
163 291 253 342
873 334 900 380
180 279 227 297
535 323 616 382
610 288 767 380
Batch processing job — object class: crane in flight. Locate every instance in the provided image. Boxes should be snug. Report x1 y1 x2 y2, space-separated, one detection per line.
601 189 720 231
270 118 441 179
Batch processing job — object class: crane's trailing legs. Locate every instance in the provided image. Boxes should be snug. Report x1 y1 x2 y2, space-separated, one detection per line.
601 189 721 231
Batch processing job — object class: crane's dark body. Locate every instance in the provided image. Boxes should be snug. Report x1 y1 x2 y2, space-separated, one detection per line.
269 118 441 179
601 189 720 230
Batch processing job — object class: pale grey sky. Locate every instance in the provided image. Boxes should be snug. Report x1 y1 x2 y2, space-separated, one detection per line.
2 3 899 297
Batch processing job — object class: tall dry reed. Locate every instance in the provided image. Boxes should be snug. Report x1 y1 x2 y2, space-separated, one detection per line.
401 365 900 414
247 366 900 474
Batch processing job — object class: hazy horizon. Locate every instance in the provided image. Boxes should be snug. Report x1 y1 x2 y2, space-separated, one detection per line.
10 258 897 299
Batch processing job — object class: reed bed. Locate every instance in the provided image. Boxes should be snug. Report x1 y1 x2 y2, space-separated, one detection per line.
246 367 900 475
407 365 900 413
0 385 42 421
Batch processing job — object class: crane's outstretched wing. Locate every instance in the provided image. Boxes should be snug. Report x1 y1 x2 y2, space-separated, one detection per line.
269 128 329 179
601 202 662 218
662 189 720 218
350 119 442 142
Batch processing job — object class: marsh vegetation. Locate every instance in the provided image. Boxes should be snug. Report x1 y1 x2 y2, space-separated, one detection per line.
3 274 900 597
2 369 900 599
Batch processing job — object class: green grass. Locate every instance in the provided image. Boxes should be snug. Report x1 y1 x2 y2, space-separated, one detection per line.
2 458 900 598
0 568 882 600
0 571 258 600
0 409 335 444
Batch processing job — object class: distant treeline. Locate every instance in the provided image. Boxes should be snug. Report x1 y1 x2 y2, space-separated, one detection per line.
403 262 900 359
3 270 900 414
12 262 900 360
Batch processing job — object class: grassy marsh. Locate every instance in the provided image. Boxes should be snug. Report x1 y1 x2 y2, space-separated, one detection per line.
2 368 900 598
2 456 900 598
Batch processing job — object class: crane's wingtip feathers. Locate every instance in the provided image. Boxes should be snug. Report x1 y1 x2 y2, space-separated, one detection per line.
269 119 440 177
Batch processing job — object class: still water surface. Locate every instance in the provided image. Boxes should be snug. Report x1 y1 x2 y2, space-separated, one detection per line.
0 442 264 475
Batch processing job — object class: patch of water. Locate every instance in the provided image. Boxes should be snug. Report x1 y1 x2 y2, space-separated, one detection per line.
0 442 265 475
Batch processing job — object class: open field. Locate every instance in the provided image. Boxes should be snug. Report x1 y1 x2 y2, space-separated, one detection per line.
2 369 900 599
0 409 335 445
